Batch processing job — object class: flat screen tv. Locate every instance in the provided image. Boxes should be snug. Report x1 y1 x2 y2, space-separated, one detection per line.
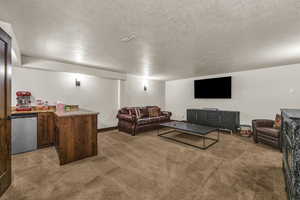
194 76 232 99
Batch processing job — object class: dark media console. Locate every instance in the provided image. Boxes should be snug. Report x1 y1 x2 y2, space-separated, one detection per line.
187 109 240 132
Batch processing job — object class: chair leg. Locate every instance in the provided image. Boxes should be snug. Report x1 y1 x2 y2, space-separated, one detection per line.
131 129 136 136
279 144 282 152
253 137 258 143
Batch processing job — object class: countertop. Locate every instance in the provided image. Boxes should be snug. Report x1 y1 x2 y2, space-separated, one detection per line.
54 109 99 117
11 105 78 115
11 109 56 115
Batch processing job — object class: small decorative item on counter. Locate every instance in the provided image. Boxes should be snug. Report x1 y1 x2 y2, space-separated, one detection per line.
56 101 65 113
43 101 49 110
70 105 79 111
35 98 44 110
36 98 44 105
65 105 71 112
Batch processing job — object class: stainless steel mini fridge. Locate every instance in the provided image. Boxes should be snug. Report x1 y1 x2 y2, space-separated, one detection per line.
11 113 37 155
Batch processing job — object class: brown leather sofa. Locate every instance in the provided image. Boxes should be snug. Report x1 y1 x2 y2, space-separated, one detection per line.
252 119 281 150
117 106 172 135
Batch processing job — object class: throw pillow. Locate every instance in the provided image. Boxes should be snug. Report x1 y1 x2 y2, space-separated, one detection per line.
274 114 282 129
135 108 142 119
126 107 144 118
148 107 160 117
127 108 136 116
140 107 148 118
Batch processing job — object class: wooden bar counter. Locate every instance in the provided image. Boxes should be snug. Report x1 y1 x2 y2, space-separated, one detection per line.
54 109 99 165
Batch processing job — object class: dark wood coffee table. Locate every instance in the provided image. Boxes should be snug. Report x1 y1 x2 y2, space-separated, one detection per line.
158 121 220 150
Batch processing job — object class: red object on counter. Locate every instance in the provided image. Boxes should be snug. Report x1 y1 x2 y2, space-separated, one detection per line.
16 107 32 111
16 91 32 111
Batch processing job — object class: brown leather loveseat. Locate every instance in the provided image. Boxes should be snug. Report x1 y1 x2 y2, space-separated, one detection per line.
117 106 172 135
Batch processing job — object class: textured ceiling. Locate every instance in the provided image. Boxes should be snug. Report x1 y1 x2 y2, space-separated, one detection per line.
1 0 300 80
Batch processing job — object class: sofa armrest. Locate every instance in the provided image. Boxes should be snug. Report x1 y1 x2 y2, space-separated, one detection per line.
161 111 172 117
117 114 137 122
252 119 274 128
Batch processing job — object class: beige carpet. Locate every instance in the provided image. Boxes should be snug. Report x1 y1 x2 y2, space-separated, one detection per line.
1 129 286 200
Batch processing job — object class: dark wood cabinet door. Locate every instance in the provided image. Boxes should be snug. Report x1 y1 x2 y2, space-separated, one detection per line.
55 115 98 165
0 120 11 196
0 28 12 197
37 113 54 148
47 114 55 146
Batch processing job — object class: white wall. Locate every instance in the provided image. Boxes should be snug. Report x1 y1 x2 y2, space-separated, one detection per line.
120 75 166 110
12 67 119 128
166 64 300 124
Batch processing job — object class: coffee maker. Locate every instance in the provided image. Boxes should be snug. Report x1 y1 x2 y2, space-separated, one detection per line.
16 91 32 111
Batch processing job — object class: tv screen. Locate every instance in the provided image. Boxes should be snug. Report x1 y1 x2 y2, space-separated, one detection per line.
194 76 232 99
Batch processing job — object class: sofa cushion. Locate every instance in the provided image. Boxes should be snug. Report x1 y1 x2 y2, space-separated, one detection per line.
140 107 148 118
137 117 160 125
256 127 280 138
136 115 170 125
137 118 149 125
159 115 169 122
